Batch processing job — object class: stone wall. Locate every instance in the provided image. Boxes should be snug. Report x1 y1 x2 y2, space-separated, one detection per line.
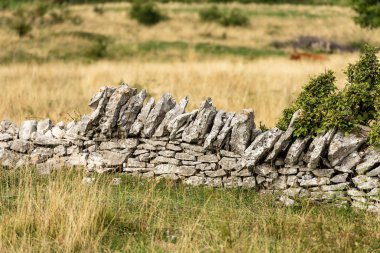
0 84 379 212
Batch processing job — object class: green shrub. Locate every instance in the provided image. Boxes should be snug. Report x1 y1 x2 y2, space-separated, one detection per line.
277 44 380 145
86 37 109 59
129 1 166 26
93 5 105 15
350 0 380 29
218 8 249 27
10 18 32 37
199 5 222 22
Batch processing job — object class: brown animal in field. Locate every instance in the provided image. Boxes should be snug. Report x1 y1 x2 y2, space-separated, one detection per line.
289 48 327 61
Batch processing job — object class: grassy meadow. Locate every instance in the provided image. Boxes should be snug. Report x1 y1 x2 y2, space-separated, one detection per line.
0 1 380 252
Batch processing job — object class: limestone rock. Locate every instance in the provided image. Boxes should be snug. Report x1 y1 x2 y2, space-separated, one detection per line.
229 109 255 155
266 110 301 163
100 85 136 136
10 140 31 153
311 169 334 178
182 98 216 143
89 151 128 167
168 110 198 140
198 154 219 163
178 166 196 176
355 149 380 175
175 153 196 161
0 133 13 141
306 129 336 170
299 177 330 187
244 128 283 167
143 93 176 137
353 175 380 190
86 87 115 132
214 112 234 149
335 151 361 173
0 149 25 168
19 120 37 140
203 110 225 150
328 130 367 167
223 177 242 188
331 173 348 183
366 166 380 177
118 89 147 137
254 164 276 177
154 164 179 175
284 137 311 165
219 157 238 171
129 97 155 136
185 176 205 186
241 177 256 188
30 147 54 164
37 119 52 135
205 169 226 178
154 96 189 137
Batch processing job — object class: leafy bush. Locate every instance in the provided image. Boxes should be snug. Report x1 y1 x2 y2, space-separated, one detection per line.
129 1 166 26
277 44 380 145
199 6 249 27
350 0 380 29
199 5 222 22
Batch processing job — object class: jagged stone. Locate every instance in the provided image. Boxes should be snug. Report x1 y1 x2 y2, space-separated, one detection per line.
228 109 255 155
0 133 13 141
331 173 348 183
151 156 180 165
266 110 301 163
86 87 115 132
10 140 31 153
178 166 196 176
353 175 380 190
129 97 155 136
175 153 196 161
366 166 380 177
335 151 361 173
143 93 176 137
311 169 334 178
205 169 226 178
19 120 37 140
154 96 189 137
0 149 25 168
118 89 147 138
203 110 225 150
37 119 52 135
244 128 283 167
223 177 242 188
328 130 367 167
100 85 136 136
254 164 276 177
219 157 238 171
30 147 54 164
185 176 205 186
241 177 256 188
355 149 380 175
284 137 311 165
205 178 223 187
306 129 336 170
198 154 219 163
214 112 234 149
299 177 330 187
182 98 216 143
168 110 198 140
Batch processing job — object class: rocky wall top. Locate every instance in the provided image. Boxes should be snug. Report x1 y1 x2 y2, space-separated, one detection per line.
0 84 379 212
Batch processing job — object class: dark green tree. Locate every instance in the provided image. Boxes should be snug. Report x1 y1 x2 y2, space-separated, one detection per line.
350 0 380 28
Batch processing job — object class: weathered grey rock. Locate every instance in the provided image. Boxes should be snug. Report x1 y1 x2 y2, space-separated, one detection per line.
151 156 180 165
219 157 238 171
266 110 301 163
299 177 330 187
180 143 205 153
30 147 54 164
355 150 380 175
353 175 380 190
196 163 216 171
321 183 349 191
100 85 136 136
139 138 167 147
331 173 348 183
51 125 65 139
0 133 13 141
166 143 182 152
278 167 298 175
219 149 240 158
269 176 287 190
328 130 367 167
284 137 311 165
118 89 147 137
37 119 52 135
223 177 242 188
129 97 155 136
143 93 176 137
203 111 225 150
67 153 88 167
178 166 196 176
244 128 283 167
54 145 66 156
0 149 25 167
278 196 295 206
241 177 256 188
366 166 380 177
33 136 69 147
198 154 219 163
311 169 334 178
86 87 115 132
184 176 205 186
175 153 196 161
158 150 176 158
254 164 276 177
19 120 37 140
168 110 198 140
10 140 31 153
127 158 146 168
89 151 127 167
229 109 255 155
154 164 179 175
182 98 216 143
307 129 336 170
205 169 226 178
100 139 139 151
214 112 235 149
335 151 361 173
231 168 251 177
347 189 366 197
154 96 189 137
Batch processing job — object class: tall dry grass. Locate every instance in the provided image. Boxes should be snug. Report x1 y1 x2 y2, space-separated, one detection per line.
0 54 359 127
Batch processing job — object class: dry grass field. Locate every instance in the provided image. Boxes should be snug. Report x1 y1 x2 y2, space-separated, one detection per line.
0 2 380 252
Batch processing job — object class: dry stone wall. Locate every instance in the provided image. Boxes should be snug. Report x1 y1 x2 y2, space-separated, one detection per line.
1 84 380 212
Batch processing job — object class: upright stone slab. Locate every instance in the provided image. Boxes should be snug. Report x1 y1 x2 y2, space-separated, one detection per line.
266 110 301 163
244 128 283 167
129 97 155 136
214 112 235 149
328 129 367 167
306 129 336 170
143 93 176 137
229 109 255 155
168 110 198 140
203 110 225 150
284 137 311 165
182 98 217 143
19 120 37 140
154 96 189 137
100 85 136 136
118 89 147 138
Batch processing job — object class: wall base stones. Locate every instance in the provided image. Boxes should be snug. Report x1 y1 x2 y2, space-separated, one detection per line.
1 84 379 213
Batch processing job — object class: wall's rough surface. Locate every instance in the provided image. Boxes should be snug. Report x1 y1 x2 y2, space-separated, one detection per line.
1 85 379 212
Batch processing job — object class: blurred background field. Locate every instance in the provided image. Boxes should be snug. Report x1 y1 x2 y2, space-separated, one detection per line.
1 0 380 127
